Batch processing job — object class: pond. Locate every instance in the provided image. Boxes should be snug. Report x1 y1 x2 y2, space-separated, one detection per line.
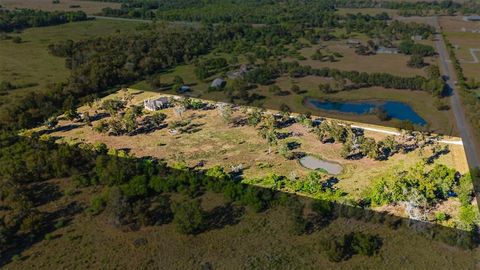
305 98 427 126
299 156 343 175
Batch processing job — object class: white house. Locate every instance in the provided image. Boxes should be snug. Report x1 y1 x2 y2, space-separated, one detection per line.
144 97 169 111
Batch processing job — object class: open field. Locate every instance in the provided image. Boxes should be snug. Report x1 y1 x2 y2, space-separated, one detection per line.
0 19 143 100
439 16 480 81
3 179 479 270
0 0 120 15
293 40 436 78
31 89 470 218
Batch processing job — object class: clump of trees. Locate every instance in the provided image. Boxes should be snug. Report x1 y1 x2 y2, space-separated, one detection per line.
194 57 228 80
399 40 435 57
93 97 167 136
368 162 474 224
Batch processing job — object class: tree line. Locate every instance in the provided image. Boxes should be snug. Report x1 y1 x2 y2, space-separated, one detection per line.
0 9 88 32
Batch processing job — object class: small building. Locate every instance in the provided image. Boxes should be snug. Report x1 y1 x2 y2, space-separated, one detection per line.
376 47 399 54
463 15 480 21
178 85 191 93
144 97 169 111
210 78 226 89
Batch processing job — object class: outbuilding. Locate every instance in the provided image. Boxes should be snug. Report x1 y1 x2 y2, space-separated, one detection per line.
144 97 169 111
210 78 226 89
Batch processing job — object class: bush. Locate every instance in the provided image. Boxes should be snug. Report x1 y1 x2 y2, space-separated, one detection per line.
87 193 107 215
12 36 21 43
435 212 447 222
321 232 382 262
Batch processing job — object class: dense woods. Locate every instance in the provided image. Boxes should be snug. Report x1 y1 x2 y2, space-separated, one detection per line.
0 9 88 32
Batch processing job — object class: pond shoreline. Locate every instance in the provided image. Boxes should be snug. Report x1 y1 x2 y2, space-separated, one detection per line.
298 155 343 175
302 96 427 126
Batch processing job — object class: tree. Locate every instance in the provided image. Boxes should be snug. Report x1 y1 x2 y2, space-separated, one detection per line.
64 108 79 121
101 99 125 116
247 108 263 127
258 114 278 154
173 75 184 85
361 137 379 159
121 175 148 198
407 54 425 68
171 199 205 234
425 65 441 79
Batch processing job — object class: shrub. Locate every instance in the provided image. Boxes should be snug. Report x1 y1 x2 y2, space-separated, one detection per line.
87 194 107 215
171 199 205 234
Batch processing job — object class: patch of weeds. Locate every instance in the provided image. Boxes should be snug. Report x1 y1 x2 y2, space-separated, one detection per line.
256 162 273 169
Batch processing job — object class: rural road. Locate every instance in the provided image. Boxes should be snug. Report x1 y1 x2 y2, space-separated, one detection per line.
89 16 153 23
432 17 480 170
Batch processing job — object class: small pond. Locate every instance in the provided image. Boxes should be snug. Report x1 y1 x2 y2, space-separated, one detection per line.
305 98 427 126
299 156 343 175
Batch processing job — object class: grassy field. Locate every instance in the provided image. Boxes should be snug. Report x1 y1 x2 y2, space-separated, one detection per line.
439 16 480 81
0 18 143 100
32 89 469 217
0 0 120 15
293 40 435 78
3 179 479 270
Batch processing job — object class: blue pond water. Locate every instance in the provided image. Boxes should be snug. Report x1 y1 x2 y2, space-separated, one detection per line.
307 99 427 126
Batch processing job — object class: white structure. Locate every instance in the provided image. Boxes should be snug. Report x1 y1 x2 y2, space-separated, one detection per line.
143 97 169 111
463 15 480 21
376 47 399 54
211 78 226 89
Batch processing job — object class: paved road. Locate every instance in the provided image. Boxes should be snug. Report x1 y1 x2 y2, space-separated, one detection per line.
433 17 480 170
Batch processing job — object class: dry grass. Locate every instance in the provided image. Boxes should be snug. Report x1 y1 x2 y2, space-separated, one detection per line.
33 89 468 203
0 0 120 15
293 41 435 77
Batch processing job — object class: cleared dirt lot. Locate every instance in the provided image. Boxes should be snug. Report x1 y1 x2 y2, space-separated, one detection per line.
0 0 120 15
